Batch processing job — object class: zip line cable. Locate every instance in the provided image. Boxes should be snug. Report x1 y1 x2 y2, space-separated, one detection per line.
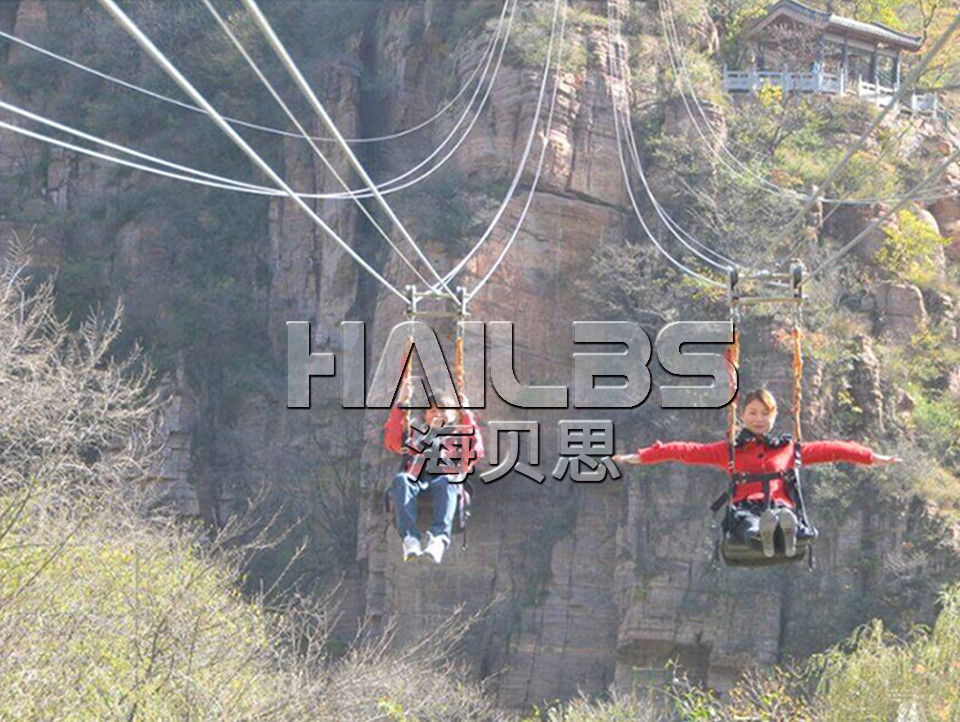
0 99 265 192
805 145 960 284
611 0 743 271
200 0 436 290
0 3 519 202
0 0 518 202
430 0 563 291
73 0 554 302
0 0 552 300
0 117 288 193
2 0 533 306
616 43 746 271
240 0 456 301
0 4 509 145
94 0 409 302
466 0 567 302
0 8 516 204
607 8 723 289
607 1 738 281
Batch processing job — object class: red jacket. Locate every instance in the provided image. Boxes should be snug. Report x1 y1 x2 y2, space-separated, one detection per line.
384 405 485 478
636 435 875 506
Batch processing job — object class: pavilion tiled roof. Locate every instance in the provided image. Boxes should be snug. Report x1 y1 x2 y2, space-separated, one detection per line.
746 0 923 51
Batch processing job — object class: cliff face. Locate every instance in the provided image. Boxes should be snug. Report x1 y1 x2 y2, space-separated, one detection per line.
3 0 960 710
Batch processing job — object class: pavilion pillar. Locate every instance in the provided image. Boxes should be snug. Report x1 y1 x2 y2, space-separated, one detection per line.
841 36 848 93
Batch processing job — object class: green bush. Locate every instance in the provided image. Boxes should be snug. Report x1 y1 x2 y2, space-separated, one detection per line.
538 581 960 721
814 584 960 721
908 385 960 466
0 509 298 721
876 208 951 287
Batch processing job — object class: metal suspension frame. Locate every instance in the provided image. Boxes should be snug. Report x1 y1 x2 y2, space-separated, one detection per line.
394 285 474 550
402 283 470 409
719 261 815 568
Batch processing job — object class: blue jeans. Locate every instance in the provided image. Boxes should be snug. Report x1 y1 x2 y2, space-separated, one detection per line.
393 472 459 546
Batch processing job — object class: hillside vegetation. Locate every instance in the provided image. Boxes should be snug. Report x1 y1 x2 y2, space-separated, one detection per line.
3 0 960 718
0 248 493 721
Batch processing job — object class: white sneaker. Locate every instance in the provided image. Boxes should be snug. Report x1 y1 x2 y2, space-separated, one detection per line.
402 535 423 561
759 509 778 558
779 508 799 558
423 532 447 565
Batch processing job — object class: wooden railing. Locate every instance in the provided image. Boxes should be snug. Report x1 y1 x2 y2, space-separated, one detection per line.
907 91 939 114
723 67 941 116
722 68 842 93
855 78 895 106
855 78 940 114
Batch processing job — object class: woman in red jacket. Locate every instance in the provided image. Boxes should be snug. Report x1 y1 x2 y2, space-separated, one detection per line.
614 388 900 558
384 393 484 564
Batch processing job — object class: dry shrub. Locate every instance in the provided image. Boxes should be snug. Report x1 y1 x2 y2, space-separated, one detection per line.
0 244 494 721
519 690 663 721
0 238 158 497
318 608 498 721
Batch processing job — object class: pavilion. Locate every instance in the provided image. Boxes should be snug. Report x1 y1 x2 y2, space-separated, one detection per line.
722 0 938 113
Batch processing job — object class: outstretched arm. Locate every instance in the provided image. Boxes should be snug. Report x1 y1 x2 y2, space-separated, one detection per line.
615 440 728 469
801 440 901 466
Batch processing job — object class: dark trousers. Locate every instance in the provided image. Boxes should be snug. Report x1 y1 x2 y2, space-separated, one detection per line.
728 500 813 546
728 501 766 546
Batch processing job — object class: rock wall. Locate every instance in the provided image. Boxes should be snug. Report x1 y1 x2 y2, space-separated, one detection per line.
3 0 960 711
